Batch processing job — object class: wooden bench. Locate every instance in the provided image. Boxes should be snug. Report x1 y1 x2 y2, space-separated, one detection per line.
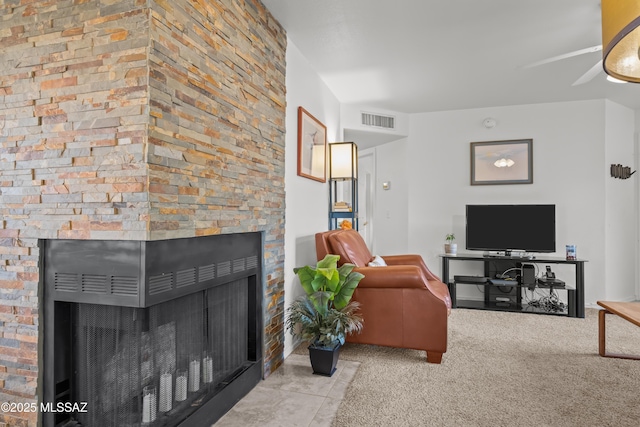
597 301 640 360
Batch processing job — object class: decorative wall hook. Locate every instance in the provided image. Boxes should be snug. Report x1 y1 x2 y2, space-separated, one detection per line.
610 164 636 179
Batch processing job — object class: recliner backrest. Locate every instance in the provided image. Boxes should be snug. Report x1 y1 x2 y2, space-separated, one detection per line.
327 229 373 267
315 229 345 261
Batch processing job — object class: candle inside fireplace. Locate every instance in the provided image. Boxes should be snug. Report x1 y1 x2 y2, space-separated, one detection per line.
142 386 156 423
175 370 188 402
159 373 173 412
203 355 213 383
189 359 200 392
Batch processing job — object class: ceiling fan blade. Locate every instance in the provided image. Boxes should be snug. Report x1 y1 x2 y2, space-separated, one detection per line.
572 60 603 86
522 45 602 69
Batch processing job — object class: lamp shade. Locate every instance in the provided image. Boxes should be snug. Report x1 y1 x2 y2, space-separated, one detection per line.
602 0 640 83
329 142 358 179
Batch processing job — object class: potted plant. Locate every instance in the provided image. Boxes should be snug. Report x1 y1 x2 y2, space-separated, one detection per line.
286 254 364 376
445 233 457 255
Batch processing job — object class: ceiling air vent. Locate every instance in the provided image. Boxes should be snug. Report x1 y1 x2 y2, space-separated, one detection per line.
361 112 395 130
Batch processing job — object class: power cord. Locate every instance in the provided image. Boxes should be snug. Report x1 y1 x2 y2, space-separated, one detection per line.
526 288 566 313
496 267 520 279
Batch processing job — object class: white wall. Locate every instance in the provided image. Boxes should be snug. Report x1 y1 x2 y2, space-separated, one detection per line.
283 39 341 357
404 100 637 306
604 100 636 301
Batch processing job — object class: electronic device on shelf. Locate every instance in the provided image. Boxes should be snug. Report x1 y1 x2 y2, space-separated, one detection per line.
537 278 565 288
453 275 489 283
489 278 518 286
482 250 536 259
465 204 556 254
545 265 555 278
537 265 565 287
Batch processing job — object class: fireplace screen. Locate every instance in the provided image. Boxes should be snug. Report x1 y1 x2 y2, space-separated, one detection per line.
73 279 248 426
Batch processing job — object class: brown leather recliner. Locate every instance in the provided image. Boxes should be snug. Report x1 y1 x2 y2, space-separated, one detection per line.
315 229 451 363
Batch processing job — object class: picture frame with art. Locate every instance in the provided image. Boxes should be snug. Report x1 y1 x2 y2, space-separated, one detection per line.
470 139 533 185
297 107 327 182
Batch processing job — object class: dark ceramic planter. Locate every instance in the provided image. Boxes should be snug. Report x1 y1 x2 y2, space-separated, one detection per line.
308 343 341 377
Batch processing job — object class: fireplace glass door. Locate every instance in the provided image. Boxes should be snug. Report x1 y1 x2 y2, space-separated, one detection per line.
69 279 250 426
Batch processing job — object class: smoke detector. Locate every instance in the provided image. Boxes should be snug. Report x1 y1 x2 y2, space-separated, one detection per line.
483 118 497 129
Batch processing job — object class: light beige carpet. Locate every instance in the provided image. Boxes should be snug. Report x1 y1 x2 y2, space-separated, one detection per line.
330 308 640 427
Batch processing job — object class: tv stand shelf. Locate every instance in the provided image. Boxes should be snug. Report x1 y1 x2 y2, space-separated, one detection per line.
441 253 586 318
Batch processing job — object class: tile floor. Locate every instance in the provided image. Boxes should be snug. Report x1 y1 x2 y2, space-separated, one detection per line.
214 353 360 427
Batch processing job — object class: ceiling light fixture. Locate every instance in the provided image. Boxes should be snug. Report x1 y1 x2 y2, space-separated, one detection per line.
602 0 640 83
494 158 515 168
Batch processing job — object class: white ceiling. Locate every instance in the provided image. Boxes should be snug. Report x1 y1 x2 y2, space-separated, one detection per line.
262 0 640 114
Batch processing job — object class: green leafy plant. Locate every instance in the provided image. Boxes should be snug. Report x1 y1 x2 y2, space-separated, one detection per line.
286 254 364 348
445 233 455 243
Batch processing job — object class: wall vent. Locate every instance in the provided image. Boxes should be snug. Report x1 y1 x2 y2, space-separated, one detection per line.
199 264 215 282
176 267 196 288
55 273 78 292
111 276 138 296
233 258 245 273
246 255 258 270
361 112 395 130
81 274 107 294
218 261 231 277
149 274 173 295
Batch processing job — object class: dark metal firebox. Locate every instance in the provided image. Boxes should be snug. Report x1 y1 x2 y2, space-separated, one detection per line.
40 233 264 427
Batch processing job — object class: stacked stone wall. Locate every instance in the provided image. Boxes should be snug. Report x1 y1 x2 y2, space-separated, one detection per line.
147 0 286 377
0 1 286 425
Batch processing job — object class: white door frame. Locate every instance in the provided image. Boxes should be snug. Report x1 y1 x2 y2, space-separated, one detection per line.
358 148 376 253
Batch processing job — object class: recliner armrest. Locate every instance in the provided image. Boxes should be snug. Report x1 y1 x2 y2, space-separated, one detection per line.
382 254 441 281
382 254 424 265
353 265 426 289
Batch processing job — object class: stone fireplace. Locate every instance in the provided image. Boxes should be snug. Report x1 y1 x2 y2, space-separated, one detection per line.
0 1 286 426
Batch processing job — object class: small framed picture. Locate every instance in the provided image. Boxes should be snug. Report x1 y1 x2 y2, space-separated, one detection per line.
470 139 533 185
297 107 327 182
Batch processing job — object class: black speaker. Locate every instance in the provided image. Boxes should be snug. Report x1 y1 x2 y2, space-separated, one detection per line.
521 263 536 286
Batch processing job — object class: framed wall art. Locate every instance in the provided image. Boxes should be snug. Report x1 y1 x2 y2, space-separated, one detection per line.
297 107 327 182
470 139 533 185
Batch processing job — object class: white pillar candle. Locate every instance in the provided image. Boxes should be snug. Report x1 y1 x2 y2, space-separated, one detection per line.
203 356 213 383
175 371 188 402
188 359 200 392
142 386 156 423
159 373 173 412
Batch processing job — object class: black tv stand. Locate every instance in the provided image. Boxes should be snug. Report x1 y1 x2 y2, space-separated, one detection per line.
440 253 586 318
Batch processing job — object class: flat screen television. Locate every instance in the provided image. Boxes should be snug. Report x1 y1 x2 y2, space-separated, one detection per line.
465 204 556 253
